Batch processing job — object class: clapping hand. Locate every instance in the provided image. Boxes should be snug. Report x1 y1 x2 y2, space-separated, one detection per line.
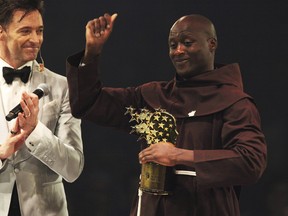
0 92 39 160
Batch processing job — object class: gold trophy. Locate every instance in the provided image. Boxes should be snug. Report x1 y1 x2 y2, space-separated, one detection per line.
125 107 178 195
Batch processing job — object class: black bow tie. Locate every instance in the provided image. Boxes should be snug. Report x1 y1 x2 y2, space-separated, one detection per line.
2 66 31 84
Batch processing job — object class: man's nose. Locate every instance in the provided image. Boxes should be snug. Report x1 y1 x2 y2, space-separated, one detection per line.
174 44 185 54
29 31 42 43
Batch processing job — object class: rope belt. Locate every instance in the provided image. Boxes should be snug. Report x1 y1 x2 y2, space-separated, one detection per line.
175 170 197 176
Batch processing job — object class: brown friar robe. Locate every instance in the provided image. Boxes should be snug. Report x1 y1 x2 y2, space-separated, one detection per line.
66 53 267 216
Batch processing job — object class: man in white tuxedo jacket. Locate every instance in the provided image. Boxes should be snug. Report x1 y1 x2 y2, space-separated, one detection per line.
0 0 84 215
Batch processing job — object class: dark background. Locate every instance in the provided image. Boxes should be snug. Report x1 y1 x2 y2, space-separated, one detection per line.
42 1 288 215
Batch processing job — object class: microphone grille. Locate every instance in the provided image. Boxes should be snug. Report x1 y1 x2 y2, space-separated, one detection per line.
37 83 49 96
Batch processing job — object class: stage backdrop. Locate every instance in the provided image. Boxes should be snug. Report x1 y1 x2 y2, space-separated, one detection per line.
42 1 288 215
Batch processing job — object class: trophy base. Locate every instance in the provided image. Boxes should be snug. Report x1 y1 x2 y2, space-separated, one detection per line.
140 162 175 195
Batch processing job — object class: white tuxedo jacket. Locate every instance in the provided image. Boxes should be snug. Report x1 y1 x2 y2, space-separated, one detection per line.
0 61 84 216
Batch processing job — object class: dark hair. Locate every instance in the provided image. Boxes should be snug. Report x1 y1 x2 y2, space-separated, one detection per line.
0 0 44 27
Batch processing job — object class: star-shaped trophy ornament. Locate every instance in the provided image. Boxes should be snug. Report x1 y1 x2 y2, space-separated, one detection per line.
125 107 178 195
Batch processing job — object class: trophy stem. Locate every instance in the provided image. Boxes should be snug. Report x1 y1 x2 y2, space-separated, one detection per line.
140 162 175 195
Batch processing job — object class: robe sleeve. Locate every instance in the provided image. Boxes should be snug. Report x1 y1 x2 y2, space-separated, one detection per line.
194 98 267 188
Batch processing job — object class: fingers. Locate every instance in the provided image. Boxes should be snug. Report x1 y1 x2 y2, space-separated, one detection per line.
9 133 26 146
9 118 20 138
105 13 118 29
20 100 30 118
86 13 118 38
1 128 26 159
139 142 177 166
140 155 154 164
84 13 118 61
139 146 153 164
11 133 26 151
20 92 39 118
18 91 39 134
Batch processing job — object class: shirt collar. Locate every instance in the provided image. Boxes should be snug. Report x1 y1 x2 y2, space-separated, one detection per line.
0 58 33 69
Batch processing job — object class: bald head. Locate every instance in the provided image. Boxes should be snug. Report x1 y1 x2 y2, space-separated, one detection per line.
170 14 217 42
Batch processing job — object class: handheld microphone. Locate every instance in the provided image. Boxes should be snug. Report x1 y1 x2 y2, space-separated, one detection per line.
5 83 49 121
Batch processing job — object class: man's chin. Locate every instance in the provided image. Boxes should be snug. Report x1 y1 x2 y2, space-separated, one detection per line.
176 70 189 77
25 55 38 62
25 50 39 58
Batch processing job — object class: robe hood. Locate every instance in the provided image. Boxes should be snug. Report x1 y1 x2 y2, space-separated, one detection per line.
140 63 252 118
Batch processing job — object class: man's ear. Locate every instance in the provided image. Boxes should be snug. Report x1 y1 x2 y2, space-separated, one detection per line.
0 25 5 40
208 37 217 52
